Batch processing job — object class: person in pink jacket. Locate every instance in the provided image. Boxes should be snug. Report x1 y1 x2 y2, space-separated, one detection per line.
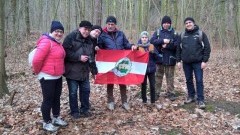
32 21 67 132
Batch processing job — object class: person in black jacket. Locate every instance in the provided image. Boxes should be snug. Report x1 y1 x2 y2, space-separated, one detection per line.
176 17 211 109
150 16 179 101
63 20 98 119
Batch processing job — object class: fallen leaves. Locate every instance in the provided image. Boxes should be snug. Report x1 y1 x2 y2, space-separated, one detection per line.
1 42 240 134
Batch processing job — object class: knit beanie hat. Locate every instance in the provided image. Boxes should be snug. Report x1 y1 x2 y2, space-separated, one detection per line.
106 16 117 24
184 17 195 24
92 25 102 33
79 20 93 28
140 31 150 38
50 21 64 33
161 16 172 25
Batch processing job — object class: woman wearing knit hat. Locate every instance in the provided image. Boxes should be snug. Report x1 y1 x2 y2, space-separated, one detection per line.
32 21 67 132
150 15 180 101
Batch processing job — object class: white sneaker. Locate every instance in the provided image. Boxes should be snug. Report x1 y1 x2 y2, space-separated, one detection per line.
155 103 163 110
43 122 59 132
52 117 68 126
107 102 115 110
122 102 130 111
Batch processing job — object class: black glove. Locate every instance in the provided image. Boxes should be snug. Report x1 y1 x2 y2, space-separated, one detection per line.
90 62 98 75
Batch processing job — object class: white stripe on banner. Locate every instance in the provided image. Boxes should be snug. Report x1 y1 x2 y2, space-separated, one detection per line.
96 61 147 75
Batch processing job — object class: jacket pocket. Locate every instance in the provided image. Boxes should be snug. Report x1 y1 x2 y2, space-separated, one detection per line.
169 56 176 65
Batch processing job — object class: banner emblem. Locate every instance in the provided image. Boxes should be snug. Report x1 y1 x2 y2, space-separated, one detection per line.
113 57 132 77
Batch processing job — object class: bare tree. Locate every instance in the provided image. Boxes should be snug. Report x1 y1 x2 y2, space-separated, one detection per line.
94 0 102 25
25 0 30 35
0 0 9 98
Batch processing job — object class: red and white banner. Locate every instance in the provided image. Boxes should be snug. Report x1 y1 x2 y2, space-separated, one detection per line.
95 50 149 84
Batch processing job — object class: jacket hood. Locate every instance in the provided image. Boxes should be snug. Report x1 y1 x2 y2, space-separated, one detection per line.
103 26 118 33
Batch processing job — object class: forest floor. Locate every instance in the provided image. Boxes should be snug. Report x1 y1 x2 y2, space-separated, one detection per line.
1 35 240 135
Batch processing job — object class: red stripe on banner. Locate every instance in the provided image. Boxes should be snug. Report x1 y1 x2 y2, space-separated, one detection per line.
95 72 144 85
96 50 149 63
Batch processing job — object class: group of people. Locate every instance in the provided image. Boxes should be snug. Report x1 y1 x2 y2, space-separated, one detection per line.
31 15 211 132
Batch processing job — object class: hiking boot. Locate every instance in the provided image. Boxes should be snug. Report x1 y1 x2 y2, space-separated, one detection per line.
107 102 115 111
52 117 68 126
43 122 59 132
80 111 92 118
198 101 206 109
184 97 195 104
71 113 80 119
122 102 130 111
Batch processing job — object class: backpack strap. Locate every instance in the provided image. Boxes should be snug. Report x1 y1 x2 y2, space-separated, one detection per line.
180 31 185 49
157 29 160 39
198 30 204 48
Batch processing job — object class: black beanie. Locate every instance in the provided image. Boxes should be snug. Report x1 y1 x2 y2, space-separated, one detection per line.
184 17 195 24
161 16 172 25
92 25 102 33
79 20 93 28
106 16 117 24
50 21 64 33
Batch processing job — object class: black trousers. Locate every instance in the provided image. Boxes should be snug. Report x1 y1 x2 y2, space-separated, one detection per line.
141 72 156 103
40 77 62 123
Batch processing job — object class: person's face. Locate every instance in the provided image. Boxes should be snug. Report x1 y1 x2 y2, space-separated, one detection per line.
185 21 194 30
162 23 171 30
106 22 116 32
90 29 101 38
141 35 149 44
79 27 91 38
51 29 64 41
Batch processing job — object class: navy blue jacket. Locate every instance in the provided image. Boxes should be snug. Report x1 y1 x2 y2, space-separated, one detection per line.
98 27 132 50
150 27 180 66
137 40 156 74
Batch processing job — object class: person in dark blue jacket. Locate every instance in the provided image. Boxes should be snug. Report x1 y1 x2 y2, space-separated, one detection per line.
150 16 180 101
98 16 137 111
137 31 156 104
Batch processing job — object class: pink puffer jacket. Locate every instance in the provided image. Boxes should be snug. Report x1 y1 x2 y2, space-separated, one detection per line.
32 35 66 75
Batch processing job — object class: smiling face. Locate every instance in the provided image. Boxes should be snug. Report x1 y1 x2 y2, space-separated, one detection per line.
51 29 64 41
185 20 195 30
90 29 101 38
162 22 171 30
79 27 91 38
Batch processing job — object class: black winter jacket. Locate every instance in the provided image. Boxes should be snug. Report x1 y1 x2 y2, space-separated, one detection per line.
63 29 97 81
150 27 179 66
176 25 211 63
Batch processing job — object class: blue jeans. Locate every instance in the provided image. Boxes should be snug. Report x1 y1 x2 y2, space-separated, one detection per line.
66 78 90 114
183 62 204 101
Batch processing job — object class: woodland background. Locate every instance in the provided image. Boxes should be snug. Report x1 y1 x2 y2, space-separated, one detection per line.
0 0 240 135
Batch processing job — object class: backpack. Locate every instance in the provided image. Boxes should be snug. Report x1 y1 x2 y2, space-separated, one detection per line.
28 47 37 67
180 30 204 48
28 41 52 67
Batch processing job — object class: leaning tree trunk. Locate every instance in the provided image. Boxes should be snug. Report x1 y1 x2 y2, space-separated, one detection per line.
0 0 9 98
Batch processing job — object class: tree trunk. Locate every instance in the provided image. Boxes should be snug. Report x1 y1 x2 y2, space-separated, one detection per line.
233 0 240 49
25 0 30 35
94 0 102 25
0 0 9 98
